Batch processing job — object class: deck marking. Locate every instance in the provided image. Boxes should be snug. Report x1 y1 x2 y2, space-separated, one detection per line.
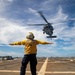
45 71 75 74
0 70 30 73
0 70 75 74
38 58 48 75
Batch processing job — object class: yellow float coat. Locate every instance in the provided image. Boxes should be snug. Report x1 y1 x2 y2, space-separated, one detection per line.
11 39 50 54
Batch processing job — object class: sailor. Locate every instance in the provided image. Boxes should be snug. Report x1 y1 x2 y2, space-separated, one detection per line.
9 32 53 75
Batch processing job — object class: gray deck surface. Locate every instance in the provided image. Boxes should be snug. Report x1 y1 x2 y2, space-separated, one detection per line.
0 58 75 75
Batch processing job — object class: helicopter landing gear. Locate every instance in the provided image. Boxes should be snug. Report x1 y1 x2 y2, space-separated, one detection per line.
43 31 45 34
47 36 57 38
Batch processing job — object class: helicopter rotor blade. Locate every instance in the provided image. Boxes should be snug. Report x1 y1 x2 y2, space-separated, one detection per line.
28 24 47 26
38 11 49 24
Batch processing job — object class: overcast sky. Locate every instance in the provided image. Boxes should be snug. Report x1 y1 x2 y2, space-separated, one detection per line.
0 0 75 57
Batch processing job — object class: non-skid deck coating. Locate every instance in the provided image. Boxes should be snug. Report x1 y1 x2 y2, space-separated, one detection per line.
0 58 75 75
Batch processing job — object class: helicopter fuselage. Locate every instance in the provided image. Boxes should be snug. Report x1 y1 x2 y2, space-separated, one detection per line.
43 24 54 37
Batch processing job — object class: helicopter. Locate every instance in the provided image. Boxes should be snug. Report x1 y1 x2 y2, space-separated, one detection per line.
37 11 57 38
29 11 57 38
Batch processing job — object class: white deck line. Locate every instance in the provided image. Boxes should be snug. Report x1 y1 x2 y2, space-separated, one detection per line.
0 70 30 73
38 58 48 75
45 71 75 74
0 70 75 74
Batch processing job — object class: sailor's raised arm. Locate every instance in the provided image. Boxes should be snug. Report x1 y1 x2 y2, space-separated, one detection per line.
9 40 26 45
48 42 54 44
36 40 54 44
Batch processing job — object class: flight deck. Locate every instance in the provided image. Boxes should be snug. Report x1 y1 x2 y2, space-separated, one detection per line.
0 57 75 75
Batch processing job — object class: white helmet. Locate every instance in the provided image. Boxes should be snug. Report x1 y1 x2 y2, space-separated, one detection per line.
26 32 34 39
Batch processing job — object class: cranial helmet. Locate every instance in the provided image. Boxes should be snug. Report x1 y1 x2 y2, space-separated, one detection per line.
26 32 35 39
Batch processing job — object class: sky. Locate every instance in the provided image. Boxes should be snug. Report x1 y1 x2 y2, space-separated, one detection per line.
0 0 75 57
